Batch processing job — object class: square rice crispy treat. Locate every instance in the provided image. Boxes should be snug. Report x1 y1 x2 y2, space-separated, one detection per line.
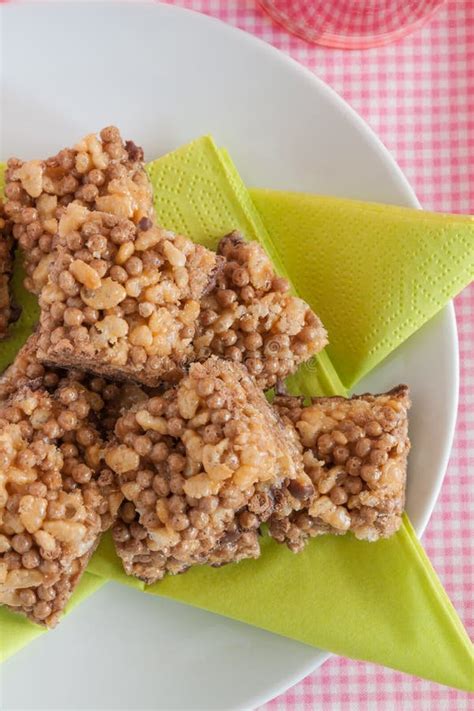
269 386 410 550
4 127 220 386
0 376 123 627
194 232 328 390
4 126 154 293
105 357 305 584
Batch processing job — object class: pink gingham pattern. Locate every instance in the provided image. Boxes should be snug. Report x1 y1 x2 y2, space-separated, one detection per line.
157 0 473 707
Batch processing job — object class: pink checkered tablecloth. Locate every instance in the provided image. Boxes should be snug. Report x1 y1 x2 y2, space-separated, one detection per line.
158 0 473 708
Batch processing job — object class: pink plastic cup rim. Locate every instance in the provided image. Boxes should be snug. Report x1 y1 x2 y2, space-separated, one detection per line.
258 0 446 49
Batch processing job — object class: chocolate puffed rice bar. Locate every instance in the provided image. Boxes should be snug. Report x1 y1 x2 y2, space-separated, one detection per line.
4 126 154 294
106 357 305 583
194 232 328 390
4 127 220 385
0 381 122 626
269 386 410 550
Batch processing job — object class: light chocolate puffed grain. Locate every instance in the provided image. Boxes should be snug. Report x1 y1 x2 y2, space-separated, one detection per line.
194 232 328 390
268 386 410 550
107 357 304 583
0 380 122 626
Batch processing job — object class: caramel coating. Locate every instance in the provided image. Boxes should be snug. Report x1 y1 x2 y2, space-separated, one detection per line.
195 232 328 389
107 357 304 583
268 386 411 550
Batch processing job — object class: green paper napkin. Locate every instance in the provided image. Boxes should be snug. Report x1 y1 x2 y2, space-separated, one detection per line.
87 517 473 691
1 139 473 691
249 189 474 388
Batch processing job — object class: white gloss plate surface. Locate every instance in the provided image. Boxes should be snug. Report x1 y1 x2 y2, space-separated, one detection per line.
0 3 458 709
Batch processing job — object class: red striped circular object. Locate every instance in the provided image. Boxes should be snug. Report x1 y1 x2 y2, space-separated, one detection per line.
259 0 445 48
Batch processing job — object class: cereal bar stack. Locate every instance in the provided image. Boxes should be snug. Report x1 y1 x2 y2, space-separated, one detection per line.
0 126 411 627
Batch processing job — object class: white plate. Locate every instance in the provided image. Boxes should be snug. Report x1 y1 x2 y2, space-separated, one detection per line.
1 3 458 709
